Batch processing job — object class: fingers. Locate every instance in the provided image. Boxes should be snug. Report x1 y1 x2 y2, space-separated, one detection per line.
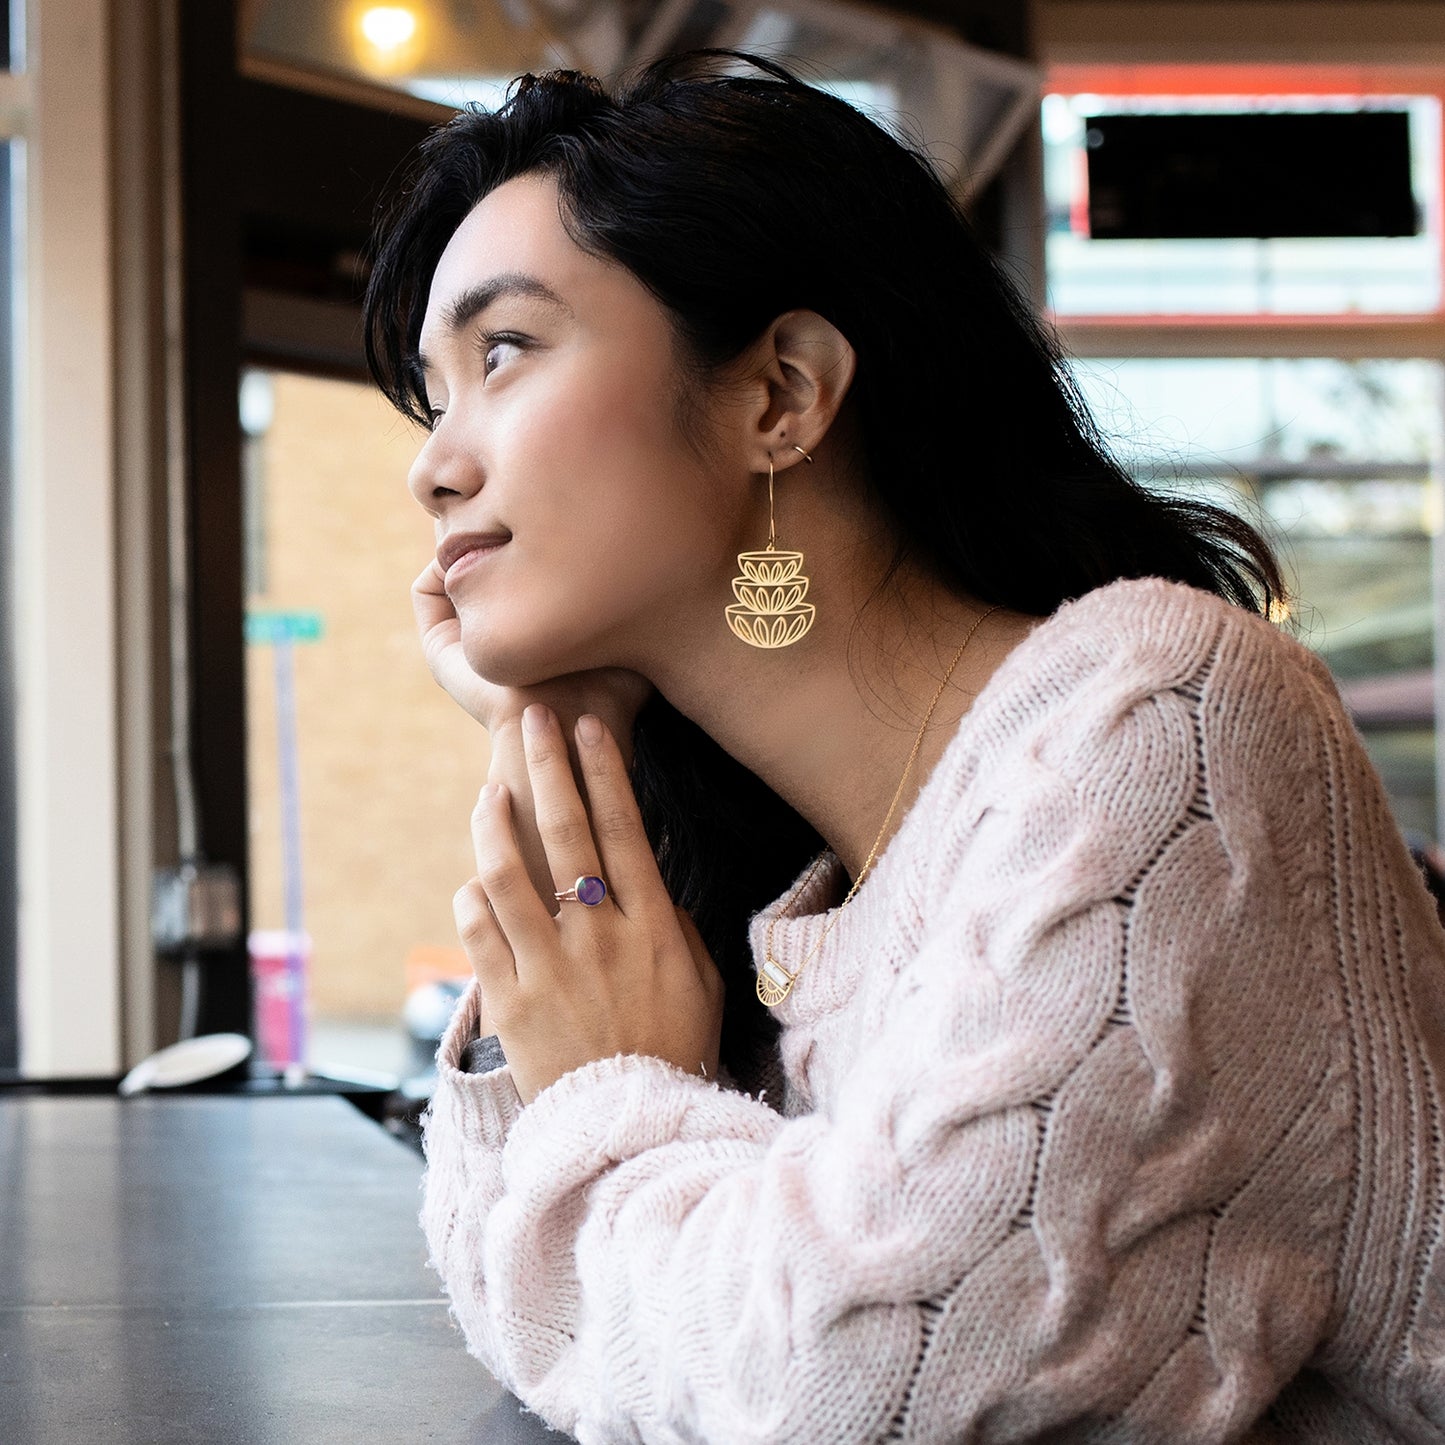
411 558 462 675
573 711 662 916
411 557 454 634
453 876 515 1005
520 704 608 907
410 557 503 730
469 782 560 967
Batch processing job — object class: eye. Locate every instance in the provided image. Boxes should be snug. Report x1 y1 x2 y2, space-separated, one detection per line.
480 333 524 378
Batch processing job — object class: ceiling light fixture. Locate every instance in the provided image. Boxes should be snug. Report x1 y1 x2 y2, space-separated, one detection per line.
360 5 418 53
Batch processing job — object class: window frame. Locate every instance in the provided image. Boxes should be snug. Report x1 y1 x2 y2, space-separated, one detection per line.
7 0 123 1078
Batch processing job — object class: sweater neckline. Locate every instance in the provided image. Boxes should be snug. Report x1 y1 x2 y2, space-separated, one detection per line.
745 598 1065 1022
744 722 965 1022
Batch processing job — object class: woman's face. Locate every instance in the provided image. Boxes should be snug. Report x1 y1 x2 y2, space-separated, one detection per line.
408 171 738 685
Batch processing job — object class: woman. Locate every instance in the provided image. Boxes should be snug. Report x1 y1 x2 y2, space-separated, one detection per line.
362 51 1445 1442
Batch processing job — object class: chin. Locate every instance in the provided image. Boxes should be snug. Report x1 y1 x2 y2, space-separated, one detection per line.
461 636 531 689
460 617 572 691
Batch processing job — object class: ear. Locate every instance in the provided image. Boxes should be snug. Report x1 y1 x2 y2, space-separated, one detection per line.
738 310 857 472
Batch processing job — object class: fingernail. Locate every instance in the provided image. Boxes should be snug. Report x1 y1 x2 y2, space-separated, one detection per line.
523 703 549 736
479 781 501 801
577 714 602 745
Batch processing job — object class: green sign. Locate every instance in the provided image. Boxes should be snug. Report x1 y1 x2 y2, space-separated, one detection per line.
245 610 325 645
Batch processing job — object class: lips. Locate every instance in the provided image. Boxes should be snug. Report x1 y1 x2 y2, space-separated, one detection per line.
438 530 510 577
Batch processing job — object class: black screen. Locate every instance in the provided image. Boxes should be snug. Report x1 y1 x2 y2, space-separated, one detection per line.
1084 111 1418 239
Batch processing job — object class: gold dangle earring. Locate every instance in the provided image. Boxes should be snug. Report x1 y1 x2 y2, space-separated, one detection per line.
725 445 816 649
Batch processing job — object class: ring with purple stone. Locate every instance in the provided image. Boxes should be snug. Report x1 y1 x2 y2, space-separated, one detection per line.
553 874 609 907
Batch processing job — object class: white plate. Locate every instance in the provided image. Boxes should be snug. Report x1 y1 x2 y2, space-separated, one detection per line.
118 1033 254 1096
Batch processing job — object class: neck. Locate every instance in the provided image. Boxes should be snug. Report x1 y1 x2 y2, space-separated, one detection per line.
637 556 1030 885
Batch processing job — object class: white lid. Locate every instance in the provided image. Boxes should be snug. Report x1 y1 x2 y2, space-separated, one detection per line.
118 1032 254 1097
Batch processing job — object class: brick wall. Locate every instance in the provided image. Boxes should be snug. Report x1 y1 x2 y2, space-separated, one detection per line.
245 370 485 1020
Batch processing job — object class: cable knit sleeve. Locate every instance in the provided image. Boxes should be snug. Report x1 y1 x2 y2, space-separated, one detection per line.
419 584 1445 1443
418 976 527 1282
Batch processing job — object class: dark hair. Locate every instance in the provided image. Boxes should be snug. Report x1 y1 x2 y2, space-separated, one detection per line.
362 49 1285 1083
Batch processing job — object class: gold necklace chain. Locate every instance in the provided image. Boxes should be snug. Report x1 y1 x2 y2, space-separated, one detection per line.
757 605 1001 1008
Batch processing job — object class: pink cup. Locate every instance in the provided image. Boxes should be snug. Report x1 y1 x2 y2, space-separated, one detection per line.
248 929 312 1069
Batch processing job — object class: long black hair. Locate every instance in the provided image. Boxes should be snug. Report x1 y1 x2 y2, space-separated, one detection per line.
362 49 1285 1083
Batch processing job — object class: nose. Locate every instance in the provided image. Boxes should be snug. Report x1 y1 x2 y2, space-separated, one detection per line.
406 421 483 518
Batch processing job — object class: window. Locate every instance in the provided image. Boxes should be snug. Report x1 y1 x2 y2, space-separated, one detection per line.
1074 356 1444 838
1048 64 1445 845
241 368 486 1082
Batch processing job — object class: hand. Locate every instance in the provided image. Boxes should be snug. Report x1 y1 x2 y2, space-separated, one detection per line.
413 550 656 920
453 705 725 1106
411 556 654 745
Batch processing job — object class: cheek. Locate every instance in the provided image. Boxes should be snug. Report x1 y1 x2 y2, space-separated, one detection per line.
537 342 680 477
521 359 702 549
459 345 719 651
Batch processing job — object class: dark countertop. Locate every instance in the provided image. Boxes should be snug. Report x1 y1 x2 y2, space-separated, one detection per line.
0 1093 569 1444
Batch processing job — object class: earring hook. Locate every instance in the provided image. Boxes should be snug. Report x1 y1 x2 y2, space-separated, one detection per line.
766 452 777 550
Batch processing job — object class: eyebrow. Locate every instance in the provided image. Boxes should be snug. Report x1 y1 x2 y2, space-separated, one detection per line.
409 272 572 386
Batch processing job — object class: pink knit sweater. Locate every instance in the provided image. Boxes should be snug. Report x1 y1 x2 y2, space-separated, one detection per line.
419 577 1445 1443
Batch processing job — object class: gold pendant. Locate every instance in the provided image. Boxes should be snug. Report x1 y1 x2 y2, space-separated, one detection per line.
756 956 797 1007
726 547 815 650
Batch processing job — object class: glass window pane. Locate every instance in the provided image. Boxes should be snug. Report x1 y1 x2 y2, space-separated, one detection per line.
241 369 485 1085
1071 355 1444 839
1044 93 1442 315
